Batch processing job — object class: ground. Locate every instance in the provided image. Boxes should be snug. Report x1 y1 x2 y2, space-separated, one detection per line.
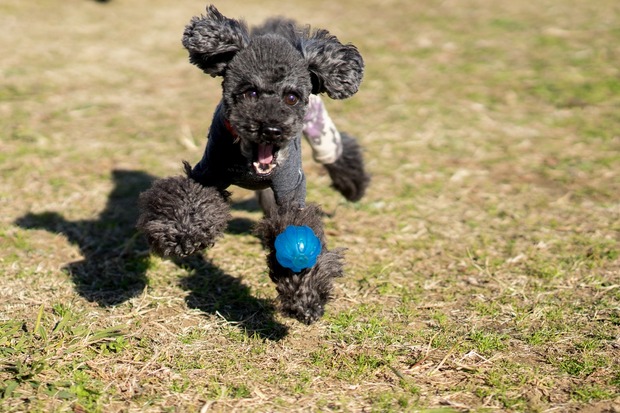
0 0 619 412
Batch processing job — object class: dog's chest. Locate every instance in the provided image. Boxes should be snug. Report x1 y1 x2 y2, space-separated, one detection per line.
211 139 274 190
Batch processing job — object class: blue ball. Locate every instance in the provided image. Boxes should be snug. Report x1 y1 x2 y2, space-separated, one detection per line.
275 225 321 272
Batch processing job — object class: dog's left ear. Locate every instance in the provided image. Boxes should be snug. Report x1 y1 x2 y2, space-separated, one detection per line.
301 29 364 99
182 5 250 77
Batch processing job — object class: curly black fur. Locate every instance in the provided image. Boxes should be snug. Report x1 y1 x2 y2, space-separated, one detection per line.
136 163 231 257
301 30 365 99
324 132 370 202
255 203 326 250
255 203 344 324
183 6 364 100
182 5 250 77
274 249 344 324
137 5 366 323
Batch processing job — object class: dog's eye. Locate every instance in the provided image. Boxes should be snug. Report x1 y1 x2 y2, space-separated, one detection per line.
242 89 258 100
284 93 299 106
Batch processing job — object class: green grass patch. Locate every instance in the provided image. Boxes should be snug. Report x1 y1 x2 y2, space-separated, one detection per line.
1 0 619 411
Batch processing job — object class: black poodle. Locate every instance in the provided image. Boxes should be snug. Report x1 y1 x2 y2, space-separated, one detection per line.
137 5 369 324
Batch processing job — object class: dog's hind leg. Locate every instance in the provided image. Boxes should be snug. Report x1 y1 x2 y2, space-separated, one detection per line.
303 95 370 202
322 132 370 202
256 188 277 218
255 202 344 324
137 163 231 258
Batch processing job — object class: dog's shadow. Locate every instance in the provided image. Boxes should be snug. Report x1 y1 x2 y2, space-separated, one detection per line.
14 169 287 340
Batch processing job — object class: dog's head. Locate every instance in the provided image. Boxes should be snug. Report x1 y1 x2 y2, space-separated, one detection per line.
182 5 364 176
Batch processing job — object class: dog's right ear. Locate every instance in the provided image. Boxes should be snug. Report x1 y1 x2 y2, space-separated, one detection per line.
182 5 249 77
300 29 364 100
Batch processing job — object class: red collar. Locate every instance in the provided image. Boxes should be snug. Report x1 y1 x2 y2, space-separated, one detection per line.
223 118 238 140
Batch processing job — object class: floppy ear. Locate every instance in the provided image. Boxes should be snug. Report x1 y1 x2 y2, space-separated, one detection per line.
182 5 249 77
301 29 364 99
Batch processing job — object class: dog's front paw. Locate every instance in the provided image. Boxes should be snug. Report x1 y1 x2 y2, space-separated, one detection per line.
137 175 230 257
275 248 345 324
255 202 345 323
280 297 325 325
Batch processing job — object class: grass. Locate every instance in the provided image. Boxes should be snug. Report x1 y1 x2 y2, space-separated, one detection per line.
1 0 619 411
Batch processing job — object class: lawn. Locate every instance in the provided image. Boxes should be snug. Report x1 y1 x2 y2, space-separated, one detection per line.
1 0 618 412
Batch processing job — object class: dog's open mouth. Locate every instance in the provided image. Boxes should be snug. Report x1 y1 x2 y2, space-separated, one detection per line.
253 143 278 175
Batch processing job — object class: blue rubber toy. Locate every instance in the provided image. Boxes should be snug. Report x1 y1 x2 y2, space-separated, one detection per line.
275 225 321 272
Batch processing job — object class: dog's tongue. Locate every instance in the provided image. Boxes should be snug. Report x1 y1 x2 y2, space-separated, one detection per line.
258 144 274 165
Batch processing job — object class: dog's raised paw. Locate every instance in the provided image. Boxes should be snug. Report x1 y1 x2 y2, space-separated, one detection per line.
275 248 345 324
137 175 231 257
324 133 370 202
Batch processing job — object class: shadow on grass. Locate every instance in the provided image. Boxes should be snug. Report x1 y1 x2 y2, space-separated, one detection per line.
14 169 287 340
176 256 288 340
15 170 153 306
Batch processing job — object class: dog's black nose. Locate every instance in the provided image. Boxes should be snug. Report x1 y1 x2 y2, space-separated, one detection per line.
260 125 283 139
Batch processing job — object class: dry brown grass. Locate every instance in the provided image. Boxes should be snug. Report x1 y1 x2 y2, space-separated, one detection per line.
1 0 619 412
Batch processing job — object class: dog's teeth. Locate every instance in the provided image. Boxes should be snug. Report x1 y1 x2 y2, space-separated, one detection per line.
253 161 275 175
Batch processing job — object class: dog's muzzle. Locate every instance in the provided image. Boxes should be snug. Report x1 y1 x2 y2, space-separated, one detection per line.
253 124 285 175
